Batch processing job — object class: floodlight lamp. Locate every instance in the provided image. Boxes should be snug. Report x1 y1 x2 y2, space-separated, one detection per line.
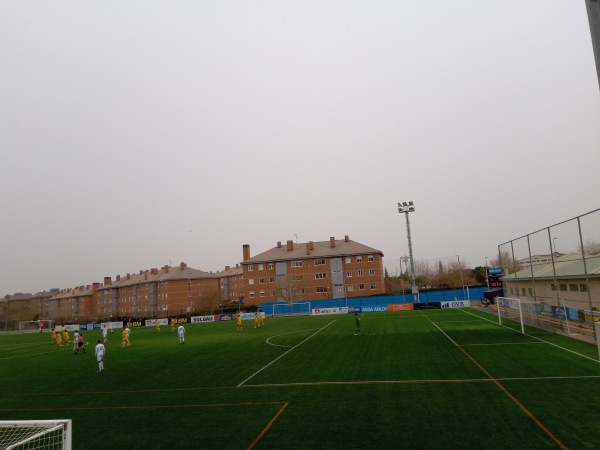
408 201 414 206
408 206 415 212
403 202 408 206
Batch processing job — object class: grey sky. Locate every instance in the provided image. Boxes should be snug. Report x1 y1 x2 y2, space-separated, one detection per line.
1 1 599 296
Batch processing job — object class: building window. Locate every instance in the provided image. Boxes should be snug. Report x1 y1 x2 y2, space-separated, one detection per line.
295 288 305 294
569 284 579 292
347 285 354 292
248 265 253 271
270 291 276 296
269 263 274 270
249 279 254 285
346 271 352 277
359 284 365 291
521 288 526 295
269 277 275 283
316 287 328 293
249 292 255 298
369 269 375 276
370 283 377 290
259 291 265 297
550 284 556 291
357 270 364 277
315 273 327 279
368 255 374 262
259 278 265 284
291 261 303 268
356 256 363 263
345 257 351 264
314 259 325 266
293 275 304 281
528 288 533 296
559 284 567 292
580 284 588 292
258 264 264 270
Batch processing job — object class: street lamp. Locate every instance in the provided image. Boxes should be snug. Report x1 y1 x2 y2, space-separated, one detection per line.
398 201 419 302
553 237 558 255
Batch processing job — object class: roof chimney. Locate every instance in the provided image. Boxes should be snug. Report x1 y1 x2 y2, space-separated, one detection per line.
243 244 250 261
225 265 230 271
287 240 294 251
104 277 111 286
277 241 282 248
309 241 314 250
151 268 158 275
306 243 310 255
180 262 187 270
345 235 349 242
330 236 336 248
116 275 121 281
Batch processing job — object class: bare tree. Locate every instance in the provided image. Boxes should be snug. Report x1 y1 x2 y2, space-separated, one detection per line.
576 238 600 255
490 250 522 275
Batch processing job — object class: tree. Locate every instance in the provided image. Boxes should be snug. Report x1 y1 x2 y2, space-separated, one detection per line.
576 238 600 255
490 251 522 275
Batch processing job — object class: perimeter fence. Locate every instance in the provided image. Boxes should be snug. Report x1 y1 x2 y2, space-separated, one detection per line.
498 208 600 342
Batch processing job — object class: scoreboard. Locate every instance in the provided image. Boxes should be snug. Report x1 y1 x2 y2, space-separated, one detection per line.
487 268 503 288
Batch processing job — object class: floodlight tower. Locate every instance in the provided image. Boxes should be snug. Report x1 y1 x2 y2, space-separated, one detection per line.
398 201 419 302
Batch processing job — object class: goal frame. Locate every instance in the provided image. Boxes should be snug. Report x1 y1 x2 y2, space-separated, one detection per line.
272 301 312 318
19 320 53 334
0 419 72 450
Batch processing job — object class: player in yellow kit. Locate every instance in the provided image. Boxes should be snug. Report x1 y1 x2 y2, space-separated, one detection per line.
254 313 260 329
236 314 243 332
155 319 161 332
121 327 130 348
56 332 63 350
171 318 176 332
62 328 70 345
51 328 57 345
257 309 264 327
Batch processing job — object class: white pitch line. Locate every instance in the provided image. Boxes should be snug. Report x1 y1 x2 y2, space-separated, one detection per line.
460 342 547 347
460 309 600 363
0 349 62 360
265 328 322 348
240 374 600 389
238 320 337 387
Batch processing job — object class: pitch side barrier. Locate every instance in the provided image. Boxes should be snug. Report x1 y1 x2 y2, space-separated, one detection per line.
260 287 485 315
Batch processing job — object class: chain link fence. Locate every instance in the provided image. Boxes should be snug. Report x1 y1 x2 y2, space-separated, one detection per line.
497 208 600 342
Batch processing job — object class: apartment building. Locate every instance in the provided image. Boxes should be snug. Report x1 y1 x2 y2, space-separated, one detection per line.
97 263 220 320
216 264 244 304
240 235 385 305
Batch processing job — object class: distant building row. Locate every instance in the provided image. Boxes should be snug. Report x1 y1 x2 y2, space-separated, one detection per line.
3 235 386 324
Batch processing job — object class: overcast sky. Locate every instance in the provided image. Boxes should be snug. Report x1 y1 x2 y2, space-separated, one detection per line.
1 1 599 296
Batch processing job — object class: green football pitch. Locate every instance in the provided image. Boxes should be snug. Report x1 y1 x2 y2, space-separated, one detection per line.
1 308 599 449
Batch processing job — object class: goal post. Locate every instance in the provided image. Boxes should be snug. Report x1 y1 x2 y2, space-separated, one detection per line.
0 420 72 450
272 302 312 318
19 320 53 334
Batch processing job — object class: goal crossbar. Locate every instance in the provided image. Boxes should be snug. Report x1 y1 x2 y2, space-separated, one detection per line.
0 419 71 450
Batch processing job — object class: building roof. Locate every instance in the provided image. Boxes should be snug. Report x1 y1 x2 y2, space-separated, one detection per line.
215 265 243 277
97 263 219 291
242 237 384 264
504 253 600 280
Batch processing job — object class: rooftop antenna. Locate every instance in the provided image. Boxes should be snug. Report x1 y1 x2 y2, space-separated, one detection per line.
294 234 300 243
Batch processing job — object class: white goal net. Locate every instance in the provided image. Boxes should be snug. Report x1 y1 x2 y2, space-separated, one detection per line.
0 420 71 450
19 321 53 334
496 297 573 336
272 302 311 317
